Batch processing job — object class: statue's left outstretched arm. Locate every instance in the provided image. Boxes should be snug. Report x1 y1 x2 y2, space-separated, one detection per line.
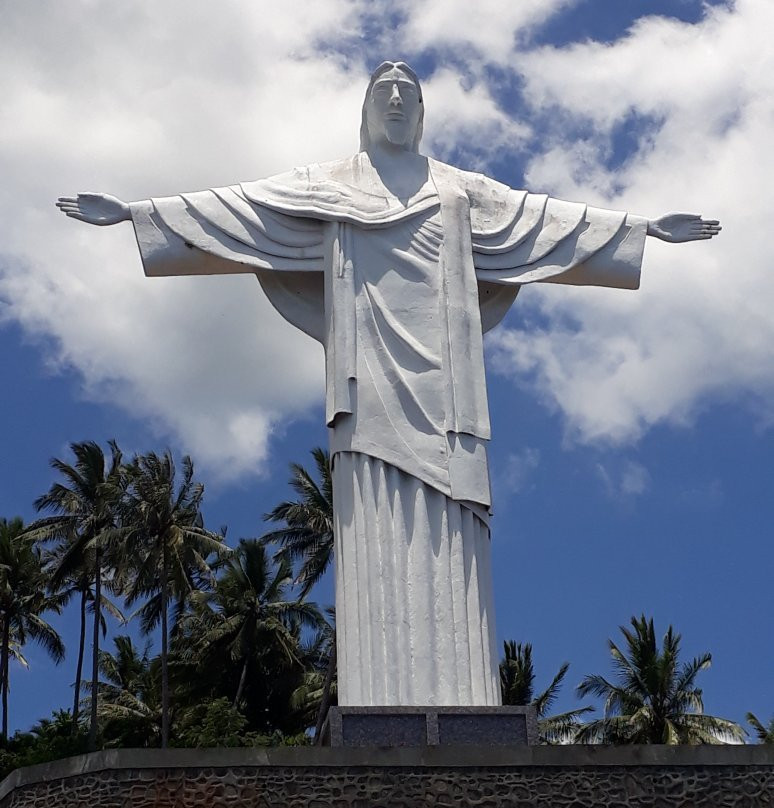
646 212 721 243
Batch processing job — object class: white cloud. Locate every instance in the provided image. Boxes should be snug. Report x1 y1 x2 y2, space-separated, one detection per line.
490 0 774 445
0 1 366 481
422 68 531 167
393 0 578 62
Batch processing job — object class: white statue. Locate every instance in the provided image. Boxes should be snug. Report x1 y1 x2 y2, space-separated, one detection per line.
57 62 720 708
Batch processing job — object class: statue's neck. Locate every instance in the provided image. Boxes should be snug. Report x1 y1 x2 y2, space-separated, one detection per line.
362 148 431 204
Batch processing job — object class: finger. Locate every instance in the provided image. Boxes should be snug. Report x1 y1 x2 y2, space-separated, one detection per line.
699 219 720 225
679 232 717 240
78 192 103 201
56 197 78 205
64 211 93 222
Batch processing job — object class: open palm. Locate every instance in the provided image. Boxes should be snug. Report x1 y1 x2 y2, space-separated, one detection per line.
56 193 130 226
648 212 721 242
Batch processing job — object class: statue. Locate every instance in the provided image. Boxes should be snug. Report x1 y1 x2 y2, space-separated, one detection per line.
57 61 720 709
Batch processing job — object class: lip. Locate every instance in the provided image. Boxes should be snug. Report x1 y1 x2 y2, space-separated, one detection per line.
385 112 405 120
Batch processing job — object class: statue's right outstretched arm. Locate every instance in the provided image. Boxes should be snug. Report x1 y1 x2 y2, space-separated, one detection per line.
56 193 130 226
56 185 327 286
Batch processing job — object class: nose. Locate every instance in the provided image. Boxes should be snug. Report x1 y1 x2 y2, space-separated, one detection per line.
389 83 402 106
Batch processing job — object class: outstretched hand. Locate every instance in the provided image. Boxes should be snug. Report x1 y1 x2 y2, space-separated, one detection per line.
56 193 131 226
647 213 721 243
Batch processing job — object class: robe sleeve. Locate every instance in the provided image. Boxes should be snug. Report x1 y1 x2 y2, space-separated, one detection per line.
129 185 326 277
464 170 648 291
129 186 328 342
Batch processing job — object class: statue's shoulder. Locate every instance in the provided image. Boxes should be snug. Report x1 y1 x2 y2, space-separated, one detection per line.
242 157 360 200
307 155 362 185
426 160 528 235
427 158 513 199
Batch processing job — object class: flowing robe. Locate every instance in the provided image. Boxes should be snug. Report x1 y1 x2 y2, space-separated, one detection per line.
129 153 647 706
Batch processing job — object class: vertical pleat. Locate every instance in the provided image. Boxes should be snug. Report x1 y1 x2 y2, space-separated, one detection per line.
333 451 501 707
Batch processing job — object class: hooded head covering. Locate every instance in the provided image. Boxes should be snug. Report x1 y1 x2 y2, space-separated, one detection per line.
359 61 424 153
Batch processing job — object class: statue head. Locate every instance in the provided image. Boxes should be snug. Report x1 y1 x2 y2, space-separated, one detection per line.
360 61 424 153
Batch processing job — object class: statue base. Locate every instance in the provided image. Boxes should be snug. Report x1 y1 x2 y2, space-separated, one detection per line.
320 705 538 747
4 746 774 807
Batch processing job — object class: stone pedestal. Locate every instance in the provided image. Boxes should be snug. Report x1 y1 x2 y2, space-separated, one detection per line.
320 705 537 747
4 746 774 808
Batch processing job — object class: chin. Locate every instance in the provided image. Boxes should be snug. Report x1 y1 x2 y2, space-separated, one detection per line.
385 130 410 147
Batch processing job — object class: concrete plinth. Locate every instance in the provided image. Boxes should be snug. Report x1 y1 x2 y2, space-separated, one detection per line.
321 705 537 747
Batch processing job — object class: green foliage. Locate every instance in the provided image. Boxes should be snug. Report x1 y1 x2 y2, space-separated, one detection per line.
174 697 251 748
576 615 746 744
26 439 126 749
499 641 591 744
262 447 333 598
0 710 89 780
0 518 66 739
120 450 230 748
260 447 336 737
746 712 774 744
2 442 336 775
171 697 311 749
93 635 162 748
177 539 327 737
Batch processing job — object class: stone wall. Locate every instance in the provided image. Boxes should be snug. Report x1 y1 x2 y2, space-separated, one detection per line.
2 746 773 807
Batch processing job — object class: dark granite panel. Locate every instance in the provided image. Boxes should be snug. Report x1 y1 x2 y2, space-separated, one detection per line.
341 713 427 747
324 705 537 747
438 712 528 745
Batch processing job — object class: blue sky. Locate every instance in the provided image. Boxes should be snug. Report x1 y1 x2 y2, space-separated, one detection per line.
2 0 773 736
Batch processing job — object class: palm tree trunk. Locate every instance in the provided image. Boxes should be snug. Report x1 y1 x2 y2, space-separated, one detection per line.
1 618 10 741
160 544 170 749
0 619 5 721
88 551 101 752
314 630 336 744
72 587 87 733
233 656 249 709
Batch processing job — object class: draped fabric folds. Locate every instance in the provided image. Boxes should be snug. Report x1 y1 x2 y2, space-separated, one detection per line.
129 152 647 706
333 451 499 706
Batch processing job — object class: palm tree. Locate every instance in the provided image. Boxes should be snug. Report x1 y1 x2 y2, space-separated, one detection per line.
121 450 229 748
39 536 124 734
261 447 334 737
500 641 591 744
575 615 745 744
261 447 333 598
27 440 125 750
190 539 325 713
746 712 774 744
0 517 66 740
93 635 161 748
290 609 336 732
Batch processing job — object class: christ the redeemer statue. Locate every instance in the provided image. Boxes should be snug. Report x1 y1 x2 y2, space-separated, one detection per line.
58 61 720 708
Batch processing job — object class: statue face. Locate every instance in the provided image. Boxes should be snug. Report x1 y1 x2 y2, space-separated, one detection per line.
366 67 422 149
